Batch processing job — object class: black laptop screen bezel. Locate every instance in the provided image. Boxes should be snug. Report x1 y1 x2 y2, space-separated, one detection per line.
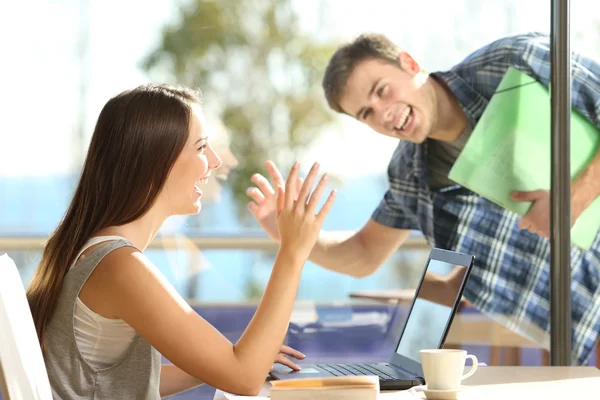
388 248 475 377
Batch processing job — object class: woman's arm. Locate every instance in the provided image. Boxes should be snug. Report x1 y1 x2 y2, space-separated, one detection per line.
95 163 334 396
160 364 202 398
95 236 303 395
159 344 306 398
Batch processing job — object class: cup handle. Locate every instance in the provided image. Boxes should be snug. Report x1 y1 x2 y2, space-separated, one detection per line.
461 354 478 381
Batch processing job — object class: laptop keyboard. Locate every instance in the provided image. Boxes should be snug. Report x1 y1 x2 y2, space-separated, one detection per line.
316 363 409 381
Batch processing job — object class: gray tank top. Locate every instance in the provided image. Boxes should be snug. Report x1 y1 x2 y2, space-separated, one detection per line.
44 239 161 399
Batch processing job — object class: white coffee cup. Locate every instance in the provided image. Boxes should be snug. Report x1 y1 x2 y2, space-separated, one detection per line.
420 349 478 391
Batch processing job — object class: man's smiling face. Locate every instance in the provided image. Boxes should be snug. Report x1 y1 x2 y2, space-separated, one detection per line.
338 54 437 144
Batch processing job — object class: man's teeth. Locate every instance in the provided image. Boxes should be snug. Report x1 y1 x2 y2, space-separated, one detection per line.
395 107 412 130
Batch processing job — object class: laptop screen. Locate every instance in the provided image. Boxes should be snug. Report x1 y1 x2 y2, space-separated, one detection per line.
394 258 469 363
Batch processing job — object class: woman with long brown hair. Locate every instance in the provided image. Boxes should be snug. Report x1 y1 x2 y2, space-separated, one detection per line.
26 83 335 398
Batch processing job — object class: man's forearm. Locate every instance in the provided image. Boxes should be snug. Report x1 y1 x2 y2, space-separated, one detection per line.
307 223 412 278
308 231 373 277
571 149 600 219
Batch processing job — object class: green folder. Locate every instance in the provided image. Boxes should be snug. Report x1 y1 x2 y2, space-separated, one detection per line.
448 67 600 250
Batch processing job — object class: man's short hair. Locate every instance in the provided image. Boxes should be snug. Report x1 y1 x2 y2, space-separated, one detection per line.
322 33 401 114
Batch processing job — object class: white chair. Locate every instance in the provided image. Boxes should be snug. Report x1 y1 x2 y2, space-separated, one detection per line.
0 253 52 400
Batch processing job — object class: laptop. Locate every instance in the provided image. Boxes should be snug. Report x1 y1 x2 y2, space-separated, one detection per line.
270 248 475 390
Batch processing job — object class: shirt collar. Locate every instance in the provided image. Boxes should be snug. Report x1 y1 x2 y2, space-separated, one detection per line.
431 70 489 130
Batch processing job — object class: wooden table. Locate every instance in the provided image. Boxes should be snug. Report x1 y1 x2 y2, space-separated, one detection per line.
214 367 600 399
415 366 600 399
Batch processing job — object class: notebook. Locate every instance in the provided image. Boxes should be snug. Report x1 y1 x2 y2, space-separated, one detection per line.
269 376 379 400
448 67 600 250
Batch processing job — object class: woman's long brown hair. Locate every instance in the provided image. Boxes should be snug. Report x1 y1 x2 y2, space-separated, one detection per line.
27 84 201 351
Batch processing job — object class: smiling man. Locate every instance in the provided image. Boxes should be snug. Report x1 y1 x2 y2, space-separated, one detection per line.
247 32 600 365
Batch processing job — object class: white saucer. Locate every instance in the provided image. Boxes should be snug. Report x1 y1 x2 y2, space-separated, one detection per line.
415 385 468 400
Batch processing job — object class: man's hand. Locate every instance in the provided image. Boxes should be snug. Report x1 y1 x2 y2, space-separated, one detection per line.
510 189 552 238
420 267 471 308
271 344 306 371
510 189 590 238
247 160 302 242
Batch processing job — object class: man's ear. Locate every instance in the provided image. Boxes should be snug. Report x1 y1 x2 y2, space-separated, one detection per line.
397 51 421 74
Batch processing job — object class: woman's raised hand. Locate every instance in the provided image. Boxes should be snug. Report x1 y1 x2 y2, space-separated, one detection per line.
275 161 336 261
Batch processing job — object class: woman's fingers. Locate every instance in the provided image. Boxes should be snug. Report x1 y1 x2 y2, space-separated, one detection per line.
306 173 329 214
293 177 304 198
276 185 284 215
317 190 337 222
296 162 320 208
275 354 301 371
279 344 306 360
284 162 299 210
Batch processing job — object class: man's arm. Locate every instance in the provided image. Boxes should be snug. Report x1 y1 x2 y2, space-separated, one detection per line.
571 151 600 219
507 35 600 236
308 219 412 277
511 152 600 238
246 162 471 310
569 53 600 213
247 162 412 277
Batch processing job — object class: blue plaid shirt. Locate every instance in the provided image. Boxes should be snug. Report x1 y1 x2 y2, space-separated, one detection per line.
373 32 600 365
